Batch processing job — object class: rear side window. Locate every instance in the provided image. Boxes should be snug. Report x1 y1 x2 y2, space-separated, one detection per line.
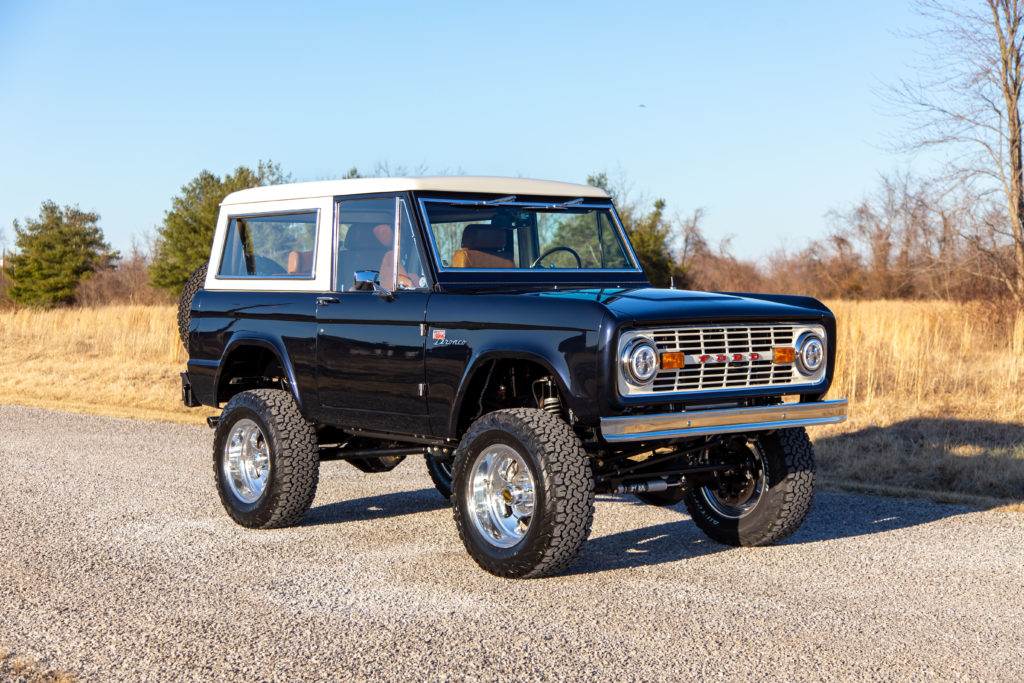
218 212 318 278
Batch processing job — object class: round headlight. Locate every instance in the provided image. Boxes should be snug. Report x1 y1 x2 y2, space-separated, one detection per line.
622 338 659 385
796 333 824 375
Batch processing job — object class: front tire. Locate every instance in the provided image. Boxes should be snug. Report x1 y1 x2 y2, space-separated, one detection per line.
452 409 594 578
213 389 320 529
684 428 815 547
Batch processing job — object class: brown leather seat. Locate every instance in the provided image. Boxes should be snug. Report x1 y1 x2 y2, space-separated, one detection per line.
286 250 313 275
337 223 391 289
375 224 415 288
452 224 515 268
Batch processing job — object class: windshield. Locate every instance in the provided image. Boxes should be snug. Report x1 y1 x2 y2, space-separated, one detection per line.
421 199 638 271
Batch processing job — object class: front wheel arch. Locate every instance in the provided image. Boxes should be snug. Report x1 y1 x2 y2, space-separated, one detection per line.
449 353 577 437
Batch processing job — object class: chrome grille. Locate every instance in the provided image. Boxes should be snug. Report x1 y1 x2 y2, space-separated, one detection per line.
649 324 799 393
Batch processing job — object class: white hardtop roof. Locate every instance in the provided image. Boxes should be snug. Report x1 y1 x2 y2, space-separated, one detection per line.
221 176 610 206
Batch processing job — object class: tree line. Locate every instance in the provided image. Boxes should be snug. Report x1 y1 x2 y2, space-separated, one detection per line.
1 161 1022 308
2 1 1023 308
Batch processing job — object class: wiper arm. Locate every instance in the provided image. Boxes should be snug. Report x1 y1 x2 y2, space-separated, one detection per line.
552 198 584 209
455 195 517 207
521 198 586 210
448 196 588 210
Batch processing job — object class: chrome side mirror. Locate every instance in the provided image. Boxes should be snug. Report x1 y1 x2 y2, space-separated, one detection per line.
353 270 394 301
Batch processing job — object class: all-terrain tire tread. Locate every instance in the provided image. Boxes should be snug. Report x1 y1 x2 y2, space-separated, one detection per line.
425 455 454 500
685 427 816 547
213 388 319 529
452 408 595 579
177 263 208 347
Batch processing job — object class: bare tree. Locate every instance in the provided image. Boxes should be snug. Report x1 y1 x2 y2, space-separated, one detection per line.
893 0 1024 301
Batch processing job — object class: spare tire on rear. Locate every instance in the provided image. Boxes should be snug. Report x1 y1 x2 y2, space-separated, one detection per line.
177 262 208 347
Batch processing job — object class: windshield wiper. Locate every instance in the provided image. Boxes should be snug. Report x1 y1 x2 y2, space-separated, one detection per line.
552 198 584 209
455 195 517 207
449 196 589 210
521 198 586 210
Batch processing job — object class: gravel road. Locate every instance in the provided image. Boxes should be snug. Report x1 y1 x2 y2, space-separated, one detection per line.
1 404 1023 682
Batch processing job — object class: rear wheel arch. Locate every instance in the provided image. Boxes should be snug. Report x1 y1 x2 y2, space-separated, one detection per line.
215 337 302 410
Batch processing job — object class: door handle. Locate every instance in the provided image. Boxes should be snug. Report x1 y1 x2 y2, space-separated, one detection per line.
316 296 340 306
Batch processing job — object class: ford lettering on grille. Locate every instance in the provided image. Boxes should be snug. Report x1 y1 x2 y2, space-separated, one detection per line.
695 352 763 364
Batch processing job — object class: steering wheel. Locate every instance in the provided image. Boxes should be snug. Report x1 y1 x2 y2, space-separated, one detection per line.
530 246 582 269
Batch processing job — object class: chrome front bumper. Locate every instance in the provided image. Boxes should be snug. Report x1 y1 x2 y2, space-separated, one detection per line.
600 399 848 442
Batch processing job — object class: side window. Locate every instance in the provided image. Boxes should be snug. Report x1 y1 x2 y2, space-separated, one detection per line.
394 200 427 290
218 212 318 278
335 198 426 291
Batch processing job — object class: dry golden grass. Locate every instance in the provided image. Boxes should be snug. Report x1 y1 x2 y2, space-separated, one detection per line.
817 300 1024 507
828 300 1024 419
0 300 1021 507
0 305 215 425
0 649 75 682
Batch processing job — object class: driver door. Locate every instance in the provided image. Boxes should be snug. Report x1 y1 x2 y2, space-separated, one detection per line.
315 196 431 435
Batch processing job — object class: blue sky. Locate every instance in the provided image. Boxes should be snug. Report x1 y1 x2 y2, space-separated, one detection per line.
0 1 929 261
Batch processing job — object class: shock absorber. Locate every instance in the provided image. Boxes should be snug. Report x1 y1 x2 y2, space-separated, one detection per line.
541 396 561 413
534 377 561 414
614 480 674 495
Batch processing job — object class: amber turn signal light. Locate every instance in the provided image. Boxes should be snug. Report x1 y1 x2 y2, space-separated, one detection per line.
660 352 686 370
774 347 796 364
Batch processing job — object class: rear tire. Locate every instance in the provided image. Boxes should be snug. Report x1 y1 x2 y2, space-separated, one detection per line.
213 389 319 529
452 408 594 578
684 428 815 547
425 453 455 499
177 262 208 347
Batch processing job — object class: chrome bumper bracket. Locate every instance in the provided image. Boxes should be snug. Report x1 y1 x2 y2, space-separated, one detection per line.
600 399 848 442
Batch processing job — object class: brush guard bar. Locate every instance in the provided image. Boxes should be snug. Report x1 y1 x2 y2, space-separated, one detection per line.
600 399 848 443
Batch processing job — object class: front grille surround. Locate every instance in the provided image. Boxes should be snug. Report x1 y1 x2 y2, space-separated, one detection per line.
617 323 827 398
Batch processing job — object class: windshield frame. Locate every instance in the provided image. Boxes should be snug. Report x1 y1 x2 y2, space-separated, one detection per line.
417 196 644 277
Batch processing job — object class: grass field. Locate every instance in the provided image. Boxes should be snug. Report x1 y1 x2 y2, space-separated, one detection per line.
0 648 74 682
819 300 1024 509
0 305 215 424
1 301 1021 508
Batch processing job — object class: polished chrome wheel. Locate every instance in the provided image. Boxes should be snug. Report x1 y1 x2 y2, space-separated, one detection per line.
222 418 271 504
698 442 766 520
467 443 536 549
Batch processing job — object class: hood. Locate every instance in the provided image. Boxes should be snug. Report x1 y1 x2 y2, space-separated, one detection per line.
525 287 832 325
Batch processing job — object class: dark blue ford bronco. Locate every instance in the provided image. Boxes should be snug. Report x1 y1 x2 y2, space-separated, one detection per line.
178 176 847 578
